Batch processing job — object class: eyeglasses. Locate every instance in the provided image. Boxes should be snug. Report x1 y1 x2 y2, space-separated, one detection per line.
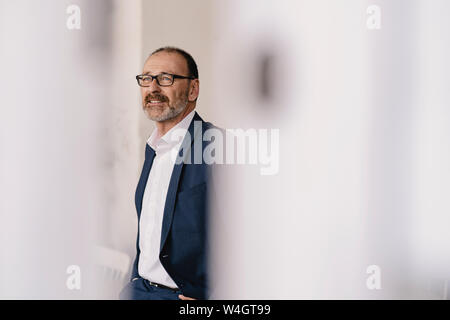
136 73 195 87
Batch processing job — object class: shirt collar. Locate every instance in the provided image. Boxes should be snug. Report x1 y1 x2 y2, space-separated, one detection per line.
147 110 196 154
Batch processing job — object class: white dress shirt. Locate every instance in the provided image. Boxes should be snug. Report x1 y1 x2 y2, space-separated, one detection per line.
138 110 195 288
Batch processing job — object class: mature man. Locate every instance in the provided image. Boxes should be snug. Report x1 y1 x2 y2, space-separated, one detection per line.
119 47 214 300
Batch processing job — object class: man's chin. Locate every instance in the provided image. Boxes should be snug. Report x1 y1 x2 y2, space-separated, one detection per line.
145 106 187 122
145 109 174 122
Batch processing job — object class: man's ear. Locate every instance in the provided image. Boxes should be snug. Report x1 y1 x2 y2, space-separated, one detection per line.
188 79 199 102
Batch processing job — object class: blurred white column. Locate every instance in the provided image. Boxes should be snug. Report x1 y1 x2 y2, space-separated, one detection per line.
0 0 142 299
364 0 419 299
410 0 450 299
210 0 450 300
210 0 372 299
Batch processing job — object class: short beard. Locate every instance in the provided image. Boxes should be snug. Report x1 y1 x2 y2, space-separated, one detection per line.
147 100 186 122
145 89 189 122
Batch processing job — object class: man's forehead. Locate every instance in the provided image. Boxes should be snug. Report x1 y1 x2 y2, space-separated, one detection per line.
143 52 188 75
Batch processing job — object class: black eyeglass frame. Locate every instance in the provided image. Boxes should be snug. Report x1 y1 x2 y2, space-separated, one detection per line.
136 73 195 87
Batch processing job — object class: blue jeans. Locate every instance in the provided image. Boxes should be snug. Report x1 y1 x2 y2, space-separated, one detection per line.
119 277 182 300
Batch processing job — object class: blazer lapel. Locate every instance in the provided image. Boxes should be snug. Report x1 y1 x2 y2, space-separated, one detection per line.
159 112 204 251
135 144 156 218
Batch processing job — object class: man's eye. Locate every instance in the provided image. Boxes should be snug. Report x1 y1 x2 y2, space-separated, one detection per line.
161 75 171 81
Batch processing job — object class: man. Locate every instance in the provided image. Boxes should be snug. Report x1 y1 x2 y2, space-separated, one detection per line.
119 47 214 300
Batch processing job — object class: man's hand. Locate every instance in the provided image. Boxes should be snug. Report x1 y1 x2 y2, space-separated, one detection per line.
179 294 196 300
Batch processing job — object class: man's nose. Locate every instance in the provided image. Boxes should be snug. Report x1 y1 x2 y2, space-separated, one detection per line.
146 78 161 93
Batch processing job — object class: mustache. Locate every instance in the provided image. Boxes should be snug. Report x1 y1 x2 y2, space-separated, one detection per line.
145 93 168 104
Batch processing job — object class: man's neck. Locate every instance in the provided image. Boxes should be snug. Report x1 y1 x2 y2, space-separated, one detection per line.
155 104 195 138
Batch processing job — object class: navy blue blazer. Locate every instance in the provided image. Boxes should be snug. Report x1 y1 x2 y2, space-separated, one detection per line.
131 112 214 299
